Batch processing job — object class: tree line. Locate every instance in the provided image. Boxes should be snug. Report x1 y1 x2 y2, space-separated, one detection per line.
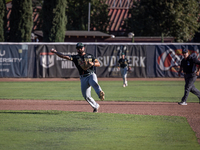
0 0 199 42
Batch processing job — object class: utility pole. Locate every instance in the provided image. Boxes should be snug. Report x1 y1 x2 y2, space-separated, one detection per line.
161 33 164 43
88 3 91 31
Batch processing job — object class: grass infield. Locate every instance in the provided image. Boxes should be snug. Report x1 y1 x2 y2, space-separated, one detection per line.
0 80 200 102
0 110 200 150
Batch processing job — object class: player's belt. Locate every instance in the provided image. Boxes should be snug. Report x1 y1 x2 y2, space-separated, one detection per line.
121 66 128 69
80 72 93 78
184 72 195 74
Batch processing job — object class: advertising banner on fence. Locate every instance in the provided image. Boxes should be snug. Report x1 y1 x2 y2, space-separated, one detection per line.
0 45 28 77
156 45 200 77
96 45 146 77
35 44 146 78
36 45 80 78
1 43 200 78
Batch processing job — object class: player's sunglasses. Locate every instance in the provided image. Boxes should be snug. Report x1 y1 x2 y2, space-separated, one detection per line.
76 46 84 49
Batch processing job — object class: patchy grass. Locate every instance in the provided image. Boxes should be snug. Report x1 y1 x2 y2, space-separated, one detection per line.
0 110 199 150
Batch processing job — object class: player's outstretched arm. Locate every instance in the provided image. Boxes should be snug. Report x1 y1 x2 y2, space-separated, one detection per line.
51 48 71 60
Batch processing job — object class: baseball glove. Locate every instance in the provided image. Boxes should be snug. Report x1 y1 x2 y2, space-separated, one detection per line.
79 60 92 70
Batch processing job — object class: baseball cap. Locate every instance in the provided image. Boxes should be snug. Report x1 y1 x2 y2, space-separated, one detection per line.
182 48 188 53
76 42 84 49
121 53 125 55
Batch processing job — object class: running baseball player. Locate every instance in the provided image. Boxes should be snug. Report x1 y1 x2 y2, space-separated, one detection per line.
178 48 200 105
118 53 130 87
51 43 105 113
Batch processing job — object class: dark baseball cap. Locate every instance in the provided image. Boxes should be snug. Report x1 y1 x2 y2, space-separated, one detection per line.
121 53 125 55
76 42 84 49
182 48 188 53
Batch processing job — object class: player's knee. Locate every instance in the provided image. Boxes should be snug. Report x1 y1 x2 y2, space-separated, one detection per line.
83 94 91 100
91 83 99 89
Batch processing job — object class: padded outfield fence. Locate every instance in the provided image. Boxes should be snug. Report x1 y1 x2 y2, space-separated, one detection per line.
0 42 200 78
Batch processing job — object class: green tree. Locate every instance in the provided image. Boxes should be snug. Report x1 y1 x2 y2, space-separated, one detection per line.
0 0 6 42
42 0 67 42
125 0 200 42
90 0 110 32
66 0 110 32
9 0 33 42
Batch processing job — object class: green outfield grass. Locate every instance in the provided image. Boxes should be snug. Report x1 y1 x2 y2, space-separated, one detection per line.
0 80 200 149
0 110 199 150
0 80 200 102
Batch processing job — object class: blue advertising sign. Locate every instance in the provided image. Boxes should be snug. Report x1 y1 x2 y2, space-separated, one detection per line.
0 45 28 77
156 45 200 77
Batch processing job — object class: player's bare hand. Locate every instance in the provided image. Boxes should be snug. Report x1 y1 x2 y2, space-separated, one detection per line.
88 61 94 66
196 71 200 76
51 48 57 53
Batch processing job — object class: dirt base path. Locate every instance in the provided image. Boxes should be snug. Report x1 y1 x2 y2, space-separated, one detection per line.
0 78 200 144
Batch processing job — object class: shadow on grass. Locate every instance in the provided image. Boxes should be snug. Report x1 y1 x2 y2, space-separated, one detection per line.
0 110 62 115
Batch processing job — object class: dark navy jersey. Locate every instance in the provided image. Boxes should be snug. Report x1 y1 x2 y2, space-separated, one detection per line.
180 55 200 73
118 58 129 68
71 53 96 75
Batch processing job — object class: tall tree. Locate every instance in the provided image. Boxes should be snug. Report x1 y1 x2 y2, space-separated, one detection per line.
90 0 110 32
9 0 33 42
125 0 200 42
66 0 110 32
42 0 66 42
0 0 6 42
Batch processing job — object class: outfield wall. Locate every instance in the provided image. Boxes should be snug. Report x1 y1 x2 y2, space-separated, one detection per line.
0 42 200 78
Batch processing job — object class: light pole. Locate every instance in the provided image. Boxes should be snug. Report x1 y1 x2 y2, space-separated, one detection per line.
161 33 164 43
128 32 135 43
88 3 91 31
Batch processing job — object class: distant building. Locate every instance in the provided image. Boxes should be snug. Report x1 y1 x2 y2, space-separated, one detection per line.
5 0 174 43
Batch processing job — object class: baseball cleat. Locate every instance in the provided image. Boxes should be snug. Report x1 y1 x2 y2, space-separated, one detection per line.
99 91 105 101
93 105 100 113
178 101 187 105
123 84 126 87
